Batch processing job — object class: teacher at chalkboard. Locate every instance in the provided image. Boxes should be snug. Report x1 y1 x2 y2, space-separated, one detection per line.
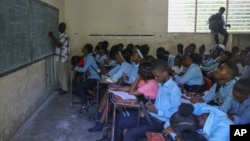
48 22 70 95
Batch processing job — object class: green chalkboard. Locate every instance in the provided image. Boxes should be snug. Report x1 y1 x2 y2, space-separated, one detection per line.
0 0 58 76
0 0 31 74
31 0 58 61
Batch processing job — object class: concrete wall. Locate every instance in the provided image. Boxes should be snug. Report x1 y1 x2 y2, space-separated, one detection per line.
0 1 249 141
0 1 65 141
64 0 249 57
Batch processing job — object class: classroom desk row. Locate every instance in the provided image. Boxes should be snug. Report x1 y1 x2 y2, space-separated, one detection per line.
94 78 199 141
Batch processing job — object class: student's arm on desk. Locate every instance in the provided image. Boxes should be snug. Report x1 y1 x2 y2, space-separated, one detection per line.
109 85 131 92
162 127 181 141
75 56 92 72
129 75 141 95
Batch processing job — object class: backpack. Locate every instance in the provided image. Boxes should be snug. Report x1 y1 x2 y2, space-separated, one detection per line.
209 13 223 31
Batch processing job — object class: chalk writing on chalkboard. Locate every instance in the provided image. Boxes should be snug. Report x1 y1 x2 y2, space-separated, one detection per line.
0 0 58 76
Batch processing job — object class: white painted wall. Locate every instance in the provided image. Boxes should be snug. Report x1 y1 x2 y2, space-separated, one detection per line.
64 0 241 57
0 1 65 141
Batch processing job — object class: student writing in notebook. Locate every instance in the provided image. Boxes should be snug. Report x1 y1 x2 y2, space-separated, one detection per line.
88 61 158 133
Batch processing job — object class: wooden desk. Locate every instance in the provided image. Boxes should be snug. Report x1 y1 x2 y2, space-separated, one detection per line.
111 95 140 141
96 78 117 105
146 132 165 141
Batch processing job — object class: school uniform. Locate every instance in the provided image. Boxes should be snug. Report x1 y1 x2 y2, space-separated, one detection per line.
124 62 139 84
175 63 204 93
236 62 244 75
203 79 236 113
194 103 233 141
171 65 186 74
107 64 120 77
201 52 209 65
122 78 182 141
108 61 132 81
108 59 117 68
95 54 107 68
202 57 218 67
239 65 250 79
201 62 218 72
229 96 250 124
74 53 100 105
168 54 175 68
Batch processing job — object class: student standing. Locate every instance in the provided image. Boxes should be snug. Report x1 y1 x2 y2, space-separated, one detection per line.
49 22 70 95
208 7 231 46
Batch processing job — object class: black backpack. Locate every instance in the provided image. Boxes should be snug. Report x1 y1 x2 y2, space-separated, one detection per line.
209 13 223 31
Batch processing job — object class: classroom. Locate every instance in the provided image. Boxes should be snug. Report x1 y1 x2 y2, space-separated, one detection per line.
0 0 250 141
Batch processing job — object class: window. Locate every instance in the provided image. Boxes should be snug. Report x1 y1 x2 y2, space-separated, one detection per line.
196 0 226 32
168 0 195 32
168 0 250 33
227 0 250 33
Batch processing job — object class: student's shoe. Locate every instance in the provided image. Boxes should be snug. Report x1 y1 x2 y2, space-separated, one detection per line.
79 106 88 115
88 122 103 132
59 90 68 95
106 77 118 83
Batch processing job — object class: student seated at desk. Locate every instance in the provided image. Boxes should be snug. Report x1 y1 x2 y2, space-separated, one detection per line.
163 103 207 141
88 61 158 133
170 55 186 78
201 45 224 72
175 53 205 93
239 52 250 79
105 49 132 83
163 103 233 141
94 42 108 69
156 47 175 69
123 44 150 84
89 46 148 125
191 61 239 113
205 51 231 81
104 44 120 68
117 60 181 141
74 44 100 115
227 78 250 125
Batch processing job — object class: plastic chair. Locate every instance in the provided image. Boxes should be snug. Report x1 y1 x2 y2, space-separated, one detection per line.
203 76 212 90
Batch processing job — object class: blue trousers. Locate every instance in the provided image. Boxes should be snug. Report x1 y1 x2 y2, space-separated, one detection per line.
114 111 164 141
123 117 164 141
114 111 138 141
75 78 98 105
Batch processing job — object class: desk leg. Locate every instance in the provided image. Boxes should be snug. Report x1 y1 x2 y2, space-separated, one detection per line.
96 82 100 107
105 94 109 125
111 104 116 141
